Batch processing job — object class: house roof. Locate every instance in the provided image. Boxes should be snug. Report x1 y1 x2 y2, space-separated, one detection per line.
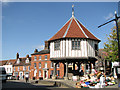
48 17 100 42
14 57 31 66
6 59 16 65
31 49 50 55
0 60 8 66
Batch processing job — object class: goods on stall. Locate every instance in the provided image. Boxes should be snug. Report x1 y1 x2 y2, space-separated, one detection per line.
76 71 116 88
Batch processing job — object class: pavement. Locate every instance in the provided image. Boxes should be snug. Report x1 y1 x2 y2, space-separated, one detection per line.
1 79 119 89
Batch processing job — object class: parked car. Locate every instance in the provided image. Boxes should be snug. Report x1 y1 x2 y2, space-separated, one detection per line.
0 66 7 83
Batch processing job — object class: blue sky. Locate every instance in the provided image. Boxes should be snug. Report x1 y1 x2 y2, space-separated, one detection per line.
2 2 118 60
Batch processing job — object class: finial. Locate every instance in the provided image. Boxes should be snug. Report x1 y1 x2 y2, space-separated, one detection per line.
115 11 117 14
72 4 74 17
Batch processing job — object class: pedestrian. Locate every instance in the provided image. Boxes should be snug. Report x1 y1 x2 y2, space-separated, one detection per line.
23 75 24 79
25 74 29 83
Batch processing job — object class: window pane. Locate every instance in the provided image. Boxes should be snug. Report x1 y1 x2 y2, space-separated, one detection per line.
72 41 74 49
45 63 47 68
39 63 41 68
39 71 41 77
34 56 37 60
54 41 60 50
45 55 47 60
51 62 53 68
72 41 80 50
78 41 80 49
39 56 41 60
75 41 77 49
34 63 36 68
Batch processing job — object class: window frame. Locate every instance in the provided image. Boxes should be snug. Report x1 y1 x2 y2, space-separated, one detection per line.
39 56 41 60
18 66 19 71
34 63 36 69
34 56 37 61
39 70 41 77
28 66 30 71
39 62 41 69
72 40 81 50
45 55 47 60
45 62 47 68
54 40 60 50
51 62 54 68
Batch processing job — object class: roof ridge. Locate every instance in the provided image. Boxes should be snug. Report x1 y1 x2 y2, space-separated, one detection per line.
63 18 73 37
77 19 100 41
48 17 72 41
74 17 88 38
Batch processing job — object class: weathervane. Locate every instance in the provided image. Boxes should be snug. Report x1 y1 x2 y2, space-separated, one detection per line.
72 4 74 17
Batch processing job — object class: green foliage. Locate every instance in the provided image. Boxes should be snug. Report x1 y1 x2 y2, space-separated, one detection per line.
104 21 120 62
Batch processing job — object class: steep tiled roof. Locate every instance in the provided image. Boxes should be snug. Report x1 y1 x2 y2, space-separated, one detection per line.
6 59 16 65
48 17 100 42
0 60 8 66
31 49 50 55
14 57 31 66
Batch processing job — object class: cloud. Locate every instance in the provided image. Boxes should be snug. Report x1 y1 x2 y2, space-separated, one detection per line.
104 13 114 21
35 45 44 50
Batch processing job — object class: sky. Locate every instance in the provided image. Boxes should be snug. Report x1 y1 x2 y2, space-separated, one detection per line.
1 2 119 60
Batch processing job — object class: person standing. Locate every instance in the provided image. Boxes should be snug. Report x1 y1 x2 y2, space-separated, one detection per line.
25 74 29 83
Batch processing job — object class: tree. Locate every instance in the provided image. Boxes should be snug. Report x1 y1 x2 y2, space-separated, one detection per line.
104 20 120 62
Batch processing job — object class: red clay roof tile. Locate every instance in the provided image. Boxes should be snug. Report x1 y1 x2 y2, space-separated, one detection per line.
48 17 100 41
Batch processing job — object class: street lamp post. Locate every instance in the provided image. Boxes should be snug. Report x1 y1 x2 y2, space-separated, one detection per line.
98 11 120 89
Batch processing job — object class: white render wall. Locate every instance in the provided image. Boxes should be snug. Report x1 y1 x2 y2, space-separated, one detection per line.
50 39 98 58
3 65 13 74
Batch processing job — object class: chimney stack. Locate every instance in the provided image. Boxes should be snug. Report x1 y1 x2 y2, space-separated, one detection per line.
34 49 38 53
16 53 19 59
26 54 29 58
44 41 49 50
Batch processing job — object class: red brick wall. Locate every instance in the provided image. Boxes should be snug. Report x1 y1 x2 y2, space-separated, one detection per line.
30 53 64 80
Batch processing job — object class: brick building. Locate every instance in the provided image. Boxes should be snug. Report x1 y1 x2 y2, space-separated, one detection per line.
13 53 31 79
30 41 64 80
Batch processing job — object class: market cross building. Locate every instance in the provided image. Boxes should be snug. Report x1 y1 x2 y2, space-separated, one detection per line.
48 5 101 80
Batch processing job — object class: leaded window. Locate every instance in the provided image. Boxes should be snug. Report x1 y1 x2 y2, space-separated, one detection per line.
54 40 60 50
72 41 80 50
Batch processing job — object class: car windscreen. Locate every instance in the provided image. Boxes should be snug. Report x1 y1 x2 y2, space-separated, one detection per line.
0 67 6 74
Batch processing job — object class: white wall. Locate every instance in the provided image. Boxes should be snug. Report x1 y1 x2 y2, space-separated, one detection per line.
3 65 13 74
50 39 99 59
